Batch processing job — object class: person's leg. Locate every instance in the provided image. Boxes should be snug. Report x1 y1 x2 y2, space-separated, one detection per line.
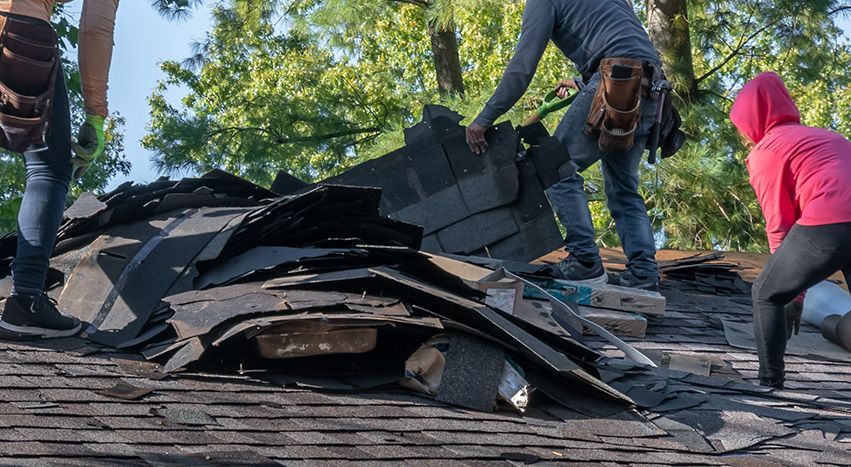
11 62 73 295
547 74 606 277
751 222 851 388
601 98 658 283
1 59 80 337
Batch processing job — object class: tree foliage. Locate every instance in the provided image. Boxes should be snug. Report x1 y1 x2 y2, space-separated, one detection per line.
626 0 851 251
144 0 851 252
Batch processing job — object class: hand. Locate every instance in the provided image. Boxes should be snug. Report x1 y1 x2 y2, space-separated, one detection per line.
785 296 804 339
555 78 580 99
466 122 489 155
71 114 106 179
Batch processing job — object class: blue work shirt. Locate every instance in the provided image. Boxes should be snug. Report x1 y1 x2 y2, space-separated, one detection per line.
475 0 660 126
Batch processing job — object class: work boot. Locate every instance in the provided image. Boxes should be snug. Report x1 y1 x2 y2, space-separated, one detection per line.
609 270 660 292
0 294 82 338
554 257 608 284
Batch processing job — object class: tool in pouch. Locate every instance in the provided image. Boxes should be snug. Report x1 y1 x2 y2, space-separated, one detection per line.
645 78 673 164
515 87 578 162
0 14 59 154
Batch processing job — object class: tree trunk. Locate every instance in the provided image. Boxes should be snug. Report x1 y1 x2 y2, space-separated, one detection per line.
647 0 697 103
428 20 465 96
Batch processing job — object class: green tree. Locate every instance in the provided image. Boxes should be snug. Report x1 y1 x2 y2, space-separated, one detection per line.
144 1 566 184
617 0 851 251
144 0 851 252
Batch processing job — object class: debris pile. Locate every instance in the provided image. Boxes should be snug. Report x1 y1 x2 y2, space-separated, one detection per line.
659 252 750 295
0 107 687 414
0 169 657 414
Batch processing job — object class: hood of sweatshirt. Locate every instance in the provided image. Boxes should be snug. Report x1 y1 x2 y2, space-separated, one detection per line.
730 72 801 144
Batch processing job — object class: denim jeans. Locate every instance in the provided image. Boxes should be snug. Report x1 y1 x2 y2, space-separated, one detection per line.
751 222 851 388
11 60 73 295
546 73 658 278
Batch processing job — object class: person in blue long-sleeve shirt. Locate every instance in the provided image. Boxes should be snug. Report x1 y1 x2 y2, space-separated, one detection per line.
466 0 662 291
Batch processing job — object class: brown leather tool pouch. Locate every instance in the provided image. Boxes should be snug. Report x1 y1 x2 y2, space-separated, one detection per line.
0 15 58 154
585 58 644 154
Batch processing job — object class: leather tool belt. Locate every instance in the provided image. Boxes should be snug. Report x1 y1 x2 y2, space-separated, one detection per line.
0 13 59 154
584 57 655 155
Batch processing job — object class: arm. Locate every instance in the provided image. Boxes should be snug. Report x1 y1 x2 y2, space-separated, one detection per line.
473 0 555 127
79 0 120 118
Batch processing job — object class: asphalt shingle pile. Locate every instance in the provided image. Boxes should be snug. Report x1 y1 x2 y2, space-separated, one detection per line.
0 169 635 415
658 252 751 296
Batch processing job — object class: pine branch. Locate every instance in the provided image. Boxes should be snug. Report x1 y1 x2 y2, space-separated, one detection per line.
696 16 784 84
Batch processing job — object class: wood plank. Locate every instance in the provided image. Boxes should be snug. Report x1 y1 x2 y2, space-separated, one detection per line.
576 306 647 338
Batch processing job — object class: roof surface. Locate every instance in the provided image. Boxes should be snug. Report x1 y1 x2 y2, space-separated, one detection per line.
0 249 848 466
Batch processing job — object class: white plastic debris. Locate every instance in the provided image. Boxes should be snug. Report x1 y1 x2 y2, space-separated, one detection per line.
803 281 851 327
497 359 533 413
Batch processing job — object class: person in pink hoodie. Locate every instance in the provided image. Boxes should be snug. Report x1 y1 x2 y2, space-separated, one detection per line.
730 72 851 389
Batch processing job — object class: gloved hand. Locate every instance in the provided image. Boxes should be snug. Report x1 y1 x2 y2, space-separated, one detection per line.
785 294 805 340
71 114 105 179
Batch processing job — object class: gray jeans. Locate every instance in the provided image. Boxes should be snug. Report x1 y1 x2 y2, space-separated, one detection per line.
546 73 658 278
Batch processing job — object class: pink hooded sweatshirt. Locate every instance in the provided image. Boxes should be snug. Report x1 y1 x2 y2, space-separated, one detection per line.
730 72 851 253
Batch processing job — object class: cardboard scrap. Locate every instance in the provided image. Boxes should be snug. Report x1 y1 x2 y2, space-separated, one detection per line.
476 269 524 315
661 352 712 376
400 335 448 396
253 321 378 359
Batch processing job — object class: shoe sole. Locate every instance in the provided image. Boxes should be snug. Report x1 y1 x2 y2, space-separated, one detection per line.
611 282 660 293
562 272 609 285
0 321 82 339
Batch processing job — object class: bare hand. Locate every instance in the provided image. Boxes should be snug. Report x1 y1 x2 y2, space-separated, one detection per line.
555 78 580 99
466 122 489 155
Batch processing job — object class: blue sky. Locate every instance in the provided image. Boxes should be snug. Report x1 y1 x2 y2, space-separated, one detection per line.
68 3 851 189
93 0 213 188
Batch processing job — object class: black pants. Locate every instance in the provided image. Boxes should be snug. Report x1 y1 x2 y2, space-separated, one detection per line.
752 222 851 388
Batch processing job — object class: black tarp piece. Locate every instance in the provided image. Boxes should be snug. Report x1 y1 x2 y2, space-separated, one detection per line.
318 105 575 262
